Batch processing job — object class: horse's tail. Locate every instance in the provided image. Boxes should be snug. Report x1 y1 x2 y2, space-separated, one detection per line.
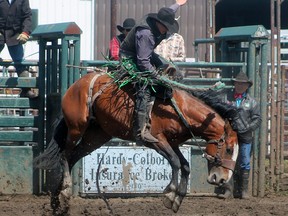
33 117 68 170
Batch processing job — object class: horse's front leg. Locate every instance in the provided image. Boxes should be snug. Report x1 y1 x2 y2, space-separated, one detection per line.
171 147 190 212
162 152 181 212
148 140 181 212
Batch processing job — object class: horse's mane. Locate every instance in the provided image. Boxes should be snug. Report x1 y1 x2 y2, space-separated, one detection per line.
188 89 237 120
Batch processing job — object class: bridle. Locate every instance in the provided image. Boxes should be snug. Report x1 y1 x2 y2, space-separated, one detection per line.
203 134 236 171
170 97 236 172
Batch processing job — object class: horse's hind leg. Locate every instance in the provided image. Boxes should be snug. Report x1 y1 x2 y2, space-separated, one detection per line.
47 157 70 215
50 153 73 215
170 146 190 212
67 123 112 169
56 123 111 213
48 122 85 214
48 164 64 215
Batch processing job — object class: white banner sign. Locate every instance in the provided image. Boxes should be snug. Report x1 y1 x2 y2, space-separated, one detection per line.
82 146 191 193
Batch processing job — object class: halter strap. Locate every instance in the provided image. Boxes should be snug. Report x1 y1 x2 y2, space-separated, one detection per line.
170 97 236 171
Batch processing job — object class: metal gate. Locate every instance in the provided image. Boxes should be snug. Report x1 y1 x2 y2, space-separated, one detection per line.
0 60 43 194
0 22 82 194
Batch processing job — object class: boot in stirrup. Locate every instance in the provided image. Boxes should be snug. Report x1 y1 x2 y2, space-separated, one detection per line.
134 112 158 145
141 123 158 143
141 101 158 143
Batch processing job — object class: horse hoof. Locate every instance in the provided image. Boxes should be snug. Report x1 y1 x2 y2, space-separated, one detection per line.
172 196 181 213
164 191 175 202
50 196 60 211
53 208 64 216
163 197 173 209
61 188 72 198
172 202 180 213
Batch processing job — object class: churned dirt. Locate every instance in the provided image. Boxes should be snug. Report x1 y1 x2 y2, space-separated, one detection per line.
1 192 288 216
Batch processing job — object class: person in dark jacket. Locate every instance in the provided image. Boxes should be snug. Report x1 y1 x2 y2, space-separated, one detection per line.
0 0 37 98
120 0 186 145
218 71 261 199
109 18 136 61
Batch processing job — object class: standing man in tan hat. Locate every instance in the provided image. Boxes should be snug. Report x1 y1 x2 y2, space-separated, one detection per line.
120 0 187 145
109 18 136 60
218 71 261 199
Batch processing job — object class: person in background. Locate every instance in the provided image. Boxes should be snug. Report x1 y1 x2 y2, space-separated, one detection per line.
0 0 37 98
120 0 187 145
154 32 186 62
218 71 261 199
109 18 136 61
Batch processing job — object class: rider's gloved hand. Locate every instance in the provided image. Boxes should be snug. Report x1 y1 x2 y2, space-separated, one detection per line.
150 70 158 78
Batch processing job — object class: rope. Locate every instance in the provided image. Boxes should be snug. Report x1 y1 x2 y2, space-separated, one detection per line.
170 98 206 155
66 64 106 73
66 62 226 93
155 75 226 92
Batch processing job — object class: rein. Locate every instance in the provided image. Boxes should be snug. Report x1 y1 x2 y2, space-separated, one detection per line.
170 98 206 154
170 97 235 171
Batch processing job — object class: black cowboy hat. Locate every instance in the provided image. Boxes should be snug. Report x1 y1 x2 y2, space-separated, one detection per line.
232 72 253 87
147 7 179 33
117 18 136 32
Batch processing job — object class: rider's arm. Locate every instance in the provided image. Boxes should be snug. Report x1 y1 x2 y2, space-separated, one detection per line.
135 28 155 72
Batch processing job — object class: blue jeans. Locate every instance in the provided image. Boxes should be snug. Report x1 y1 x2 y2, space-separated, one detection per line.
238 142 252 170
0 43 26 73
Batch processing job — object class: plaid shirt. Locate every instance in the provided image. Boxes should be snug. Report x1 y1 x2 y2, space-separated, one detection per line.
154 33 186 62
109 36 121 60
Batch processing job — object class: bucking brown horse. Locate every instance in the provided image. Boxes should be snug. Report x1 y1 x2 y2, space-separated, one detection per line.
34 72 239 215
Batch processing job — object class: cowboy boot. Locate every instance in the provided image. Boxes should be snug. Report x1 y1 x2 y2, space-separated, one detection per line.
217 177 234 199
241 169 250 199
18 70 38 99
141 100 158 143
134 88 158 145
134 109 158 145
233 169 242 198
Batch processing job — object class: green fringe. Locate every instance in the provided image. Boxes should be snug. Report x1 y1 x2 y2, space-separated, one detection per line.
105 58 225 92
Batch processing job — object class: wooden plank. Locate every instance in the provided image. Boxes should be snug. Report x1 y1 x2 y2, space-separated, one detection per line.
0 131 36 142
0 98 38 108
0 77 38 88
0 116 38 127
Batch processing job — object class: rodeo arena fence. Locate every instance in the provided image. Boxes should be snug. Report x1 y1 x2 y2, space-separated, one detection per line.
0 22 286 197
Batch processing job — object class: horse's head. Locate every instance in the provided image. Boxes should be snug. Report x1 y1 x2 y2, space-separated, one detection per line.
204 119 238 186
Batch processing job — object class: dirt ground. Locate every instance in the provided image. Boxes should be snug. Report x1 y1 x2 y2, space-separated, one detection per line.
1 192 288 216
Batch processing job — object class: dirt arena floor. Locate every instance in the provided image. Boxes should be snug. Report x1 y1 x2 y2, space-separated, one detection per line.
1 192 288 216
